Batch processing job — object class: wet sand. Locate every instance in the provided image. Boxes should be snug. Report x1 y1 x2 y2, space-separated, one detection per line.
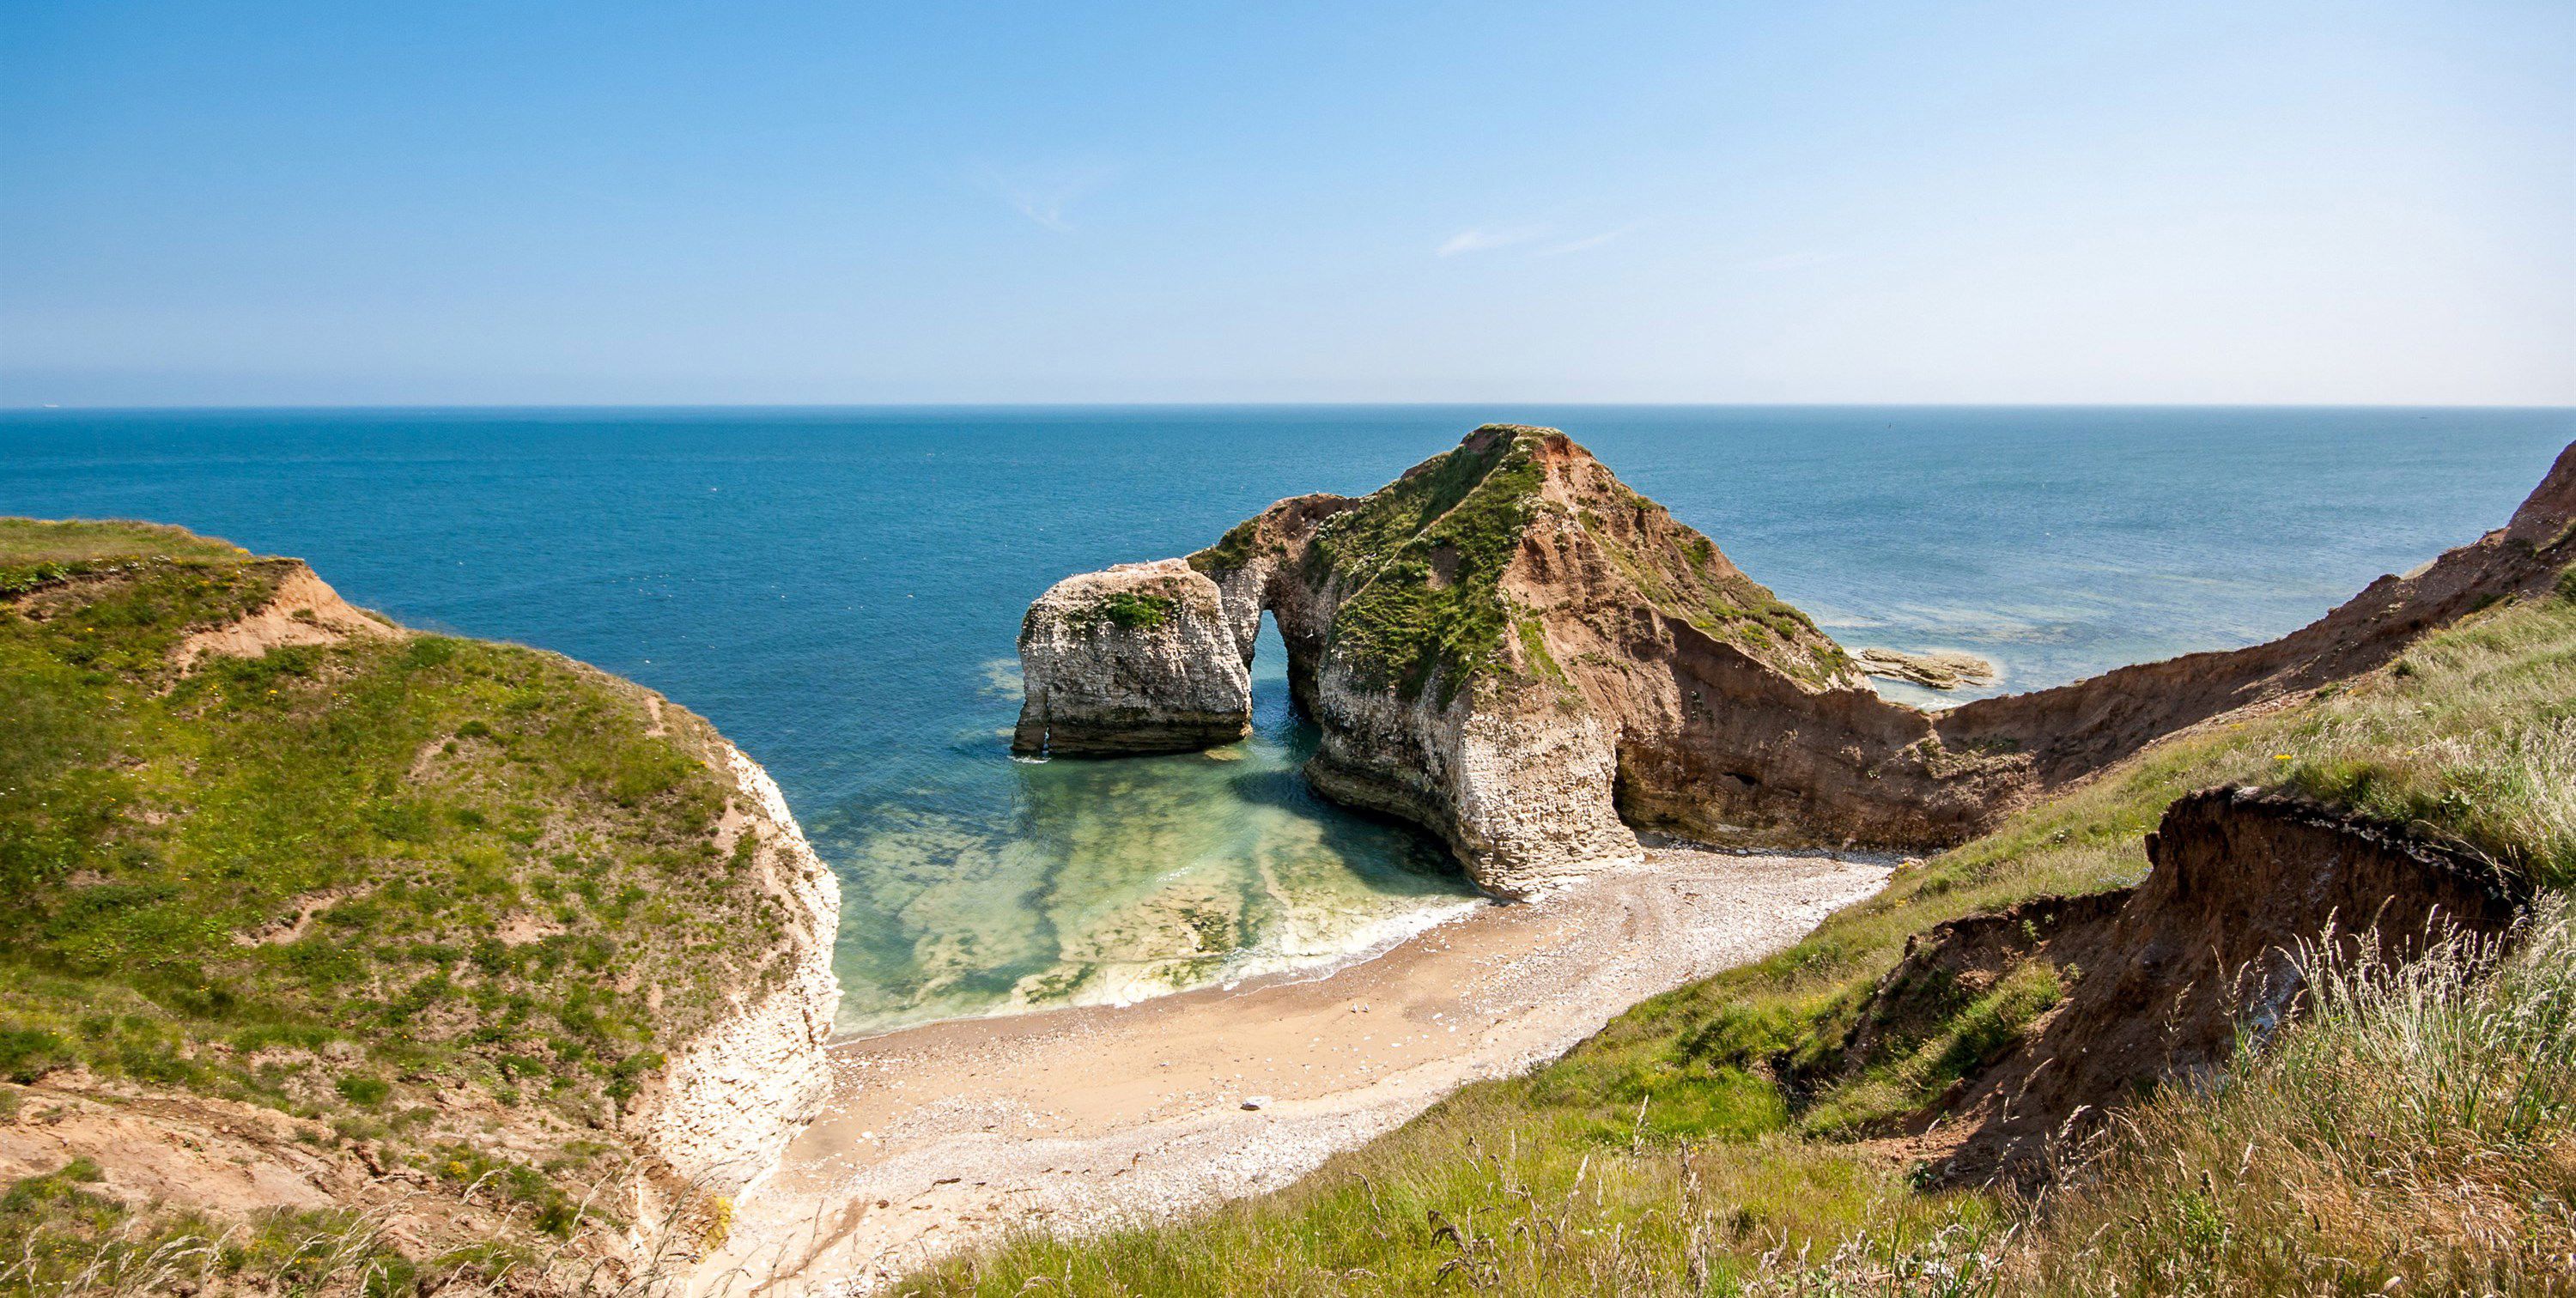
699 848 1892 1295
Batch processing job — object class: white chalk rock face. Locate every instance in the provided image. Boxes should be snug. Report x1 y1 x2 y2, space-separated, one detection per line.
636 743 842 1197
1013 559 1253 755
1303 653 1639 900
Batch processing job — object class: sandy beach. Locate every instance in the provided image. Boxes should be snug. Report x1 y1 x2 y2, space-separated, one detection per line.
696 848 1890 1295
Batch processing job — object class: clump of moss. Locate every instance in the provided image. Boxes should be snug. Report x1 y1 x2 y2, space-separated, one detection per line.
1085 590 1179 630
1188 519 1262 575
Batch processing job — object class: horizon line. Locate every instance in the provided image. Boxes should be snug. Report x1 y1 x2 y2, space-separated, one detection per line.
5 399 2573 415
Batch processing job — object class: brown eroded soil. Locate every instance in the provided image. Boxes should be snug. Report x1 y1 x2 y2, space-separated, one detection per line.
172 561 400 670
1872 787 2527 1187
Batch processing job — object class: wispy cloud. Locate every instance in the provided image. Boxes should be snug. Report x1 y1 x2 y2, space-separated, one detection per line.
1436 224 1551 257
1740 249 1845 273
980 161 1119 233
1438 219 1648 258
1536 221 1649 256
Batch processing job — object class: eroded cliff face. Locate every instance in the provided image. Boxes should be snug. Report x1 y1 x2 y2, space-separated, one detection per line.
1014 559 1252 755
1018 431 2576 896
1862 787 2527 1188
1928 444 2576 780
634 743 842 1197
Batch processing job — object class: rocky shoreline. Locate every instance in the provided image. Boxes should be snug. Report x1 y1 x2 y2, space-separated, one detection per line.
1013 426 2576 896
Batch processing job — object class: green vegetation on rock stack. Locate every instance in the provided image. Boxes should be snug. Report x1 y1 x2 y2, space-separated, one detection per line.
1572 483 1852 688
1277 425 1853 707
1306 427 1547 705
1187 519 1262 576
1081 589 1179 630
0 519 795 1230
907 571 2576 1295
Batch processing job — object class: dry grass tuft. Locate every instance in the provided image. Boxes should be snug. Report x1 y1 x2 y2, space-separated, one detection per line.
2013 895 2576 1295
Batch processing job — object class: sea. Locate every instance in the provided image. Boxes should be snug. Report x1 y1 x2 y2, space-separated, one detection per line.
3 406 2566 1034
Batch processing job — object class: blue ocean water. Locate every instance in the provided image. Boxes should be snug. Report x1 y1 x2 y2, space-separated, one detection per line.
3 406 2567 1031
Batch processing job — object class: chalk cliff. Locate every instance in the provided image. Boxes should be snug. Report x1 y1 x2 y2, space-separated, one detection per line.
1013 558 1252 755
632 742 841 1196
0 519 844 1284
1017 429 2576 896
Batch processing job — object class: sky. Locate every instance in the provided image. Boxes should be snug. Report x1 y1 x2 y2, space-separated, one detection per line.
3 0 2571 407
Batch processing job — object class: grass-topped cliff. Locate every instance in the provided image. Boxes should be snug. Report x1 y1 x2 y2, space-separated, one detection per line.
0 519 820 1291
1289 426 1850 707
1301 426 1548 705
914 564 2576 1293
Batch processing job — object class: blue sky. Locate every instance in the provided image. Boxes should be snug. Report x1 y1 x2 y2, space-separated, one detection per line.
3 1 2570 406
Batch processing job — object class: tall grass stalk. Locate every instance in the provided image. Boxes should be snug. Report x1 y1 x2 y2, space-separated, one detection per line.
2019 895 2576 1295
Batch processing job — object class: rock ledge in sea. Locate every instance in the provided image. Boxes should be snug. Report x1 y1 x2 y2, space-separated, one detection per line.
1855 647 1998 690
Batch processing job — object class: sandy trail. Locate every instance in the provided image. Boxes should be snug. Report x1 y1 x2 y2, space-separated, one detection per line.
698 848 1890 1295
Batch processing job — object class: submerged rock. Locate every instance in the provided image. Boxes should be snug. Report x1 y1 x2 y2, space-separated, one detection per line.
1855 646 1998 690
1013 558 1251 755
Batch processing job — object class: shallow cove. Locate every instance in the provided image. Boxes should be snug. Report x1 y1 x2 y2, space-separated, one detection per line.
828 617 1477 1035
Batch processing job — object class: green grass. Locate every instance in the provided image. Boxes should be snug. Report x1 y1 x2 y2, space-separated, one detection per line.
2011 894 2576 1295
1309 427 1544 705
0 520 793 1270
0 518 249 568
1188 519 1263 575
2273 581 2576 886
1084 590 1180 630
900 581 2576 1295
1571 487 1851 688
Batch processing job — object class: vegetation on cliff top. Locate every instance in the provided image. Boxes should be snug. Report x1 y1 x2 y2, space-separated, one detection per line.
1187 519 1263 576
905 572 2576 1294
1073 588 1181 631
1571 482 1853 689
1236 426 1851 705
0 519 793 1277
1307 426 1546 706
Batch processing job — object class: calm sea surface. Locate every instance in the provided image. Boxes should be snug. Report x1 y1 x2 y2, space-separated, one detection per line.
3 407 2566 1032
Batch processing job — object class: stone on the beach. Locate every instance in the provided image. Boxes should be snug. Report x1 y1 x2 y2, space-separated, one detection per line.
1241 1095 1270 1111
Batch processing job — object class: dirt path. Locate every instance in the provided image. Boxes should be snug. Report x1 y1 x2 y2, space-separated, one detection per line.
697 849 1891 1295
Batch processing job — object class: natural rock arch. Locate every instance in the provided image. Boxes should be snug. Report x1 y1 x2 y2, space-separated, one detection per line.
1016 428 2576 898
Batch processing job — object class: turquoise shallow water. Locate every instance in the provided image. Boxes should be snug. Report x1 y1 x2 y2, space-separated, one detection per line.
2 406 2567 1032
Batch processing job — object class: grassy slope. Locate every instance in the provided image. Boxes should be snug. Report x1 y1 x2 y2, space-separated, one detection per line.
1307 428 1540 706
903 574 2576 1295
1563 482 1851 689
0 520 793 1286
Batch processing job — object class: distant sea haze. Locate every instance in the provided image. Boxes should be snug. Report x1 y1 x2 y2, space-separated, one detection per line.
5 405 2567 1032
